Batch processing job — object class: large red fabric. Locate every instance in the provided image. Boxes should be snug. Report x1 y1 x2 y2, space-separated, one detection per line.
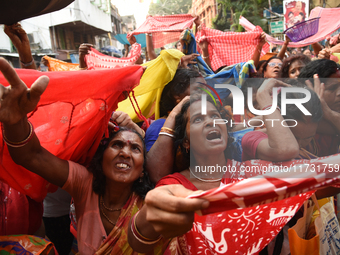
196 26 270 71
0 67 144 202
85 44 141 70
128 14 196 48
240 7 340 47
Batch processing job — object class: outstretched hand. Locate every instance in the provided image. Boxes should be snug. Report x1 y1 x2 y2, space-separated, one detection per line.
0 58 49 125
144 184 208 238
4 23 30 57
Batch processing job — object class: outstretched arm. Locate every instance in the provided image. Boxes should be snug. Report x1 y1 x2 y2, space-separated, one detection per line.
276 36 290 60
0 58 69 187
252 32 267 68
4 23 37 70
128 184 208 252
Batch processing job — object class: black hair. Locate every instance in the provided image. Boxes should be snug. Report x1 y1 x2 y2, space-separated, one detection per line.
298 59 340 84
263 56 282 73
278 80 323 123
272 47 277 53
88 127 153 198
173 95 233 170
280 54 311 78
159 68 201 117
256 60 267 73
288 11 294 16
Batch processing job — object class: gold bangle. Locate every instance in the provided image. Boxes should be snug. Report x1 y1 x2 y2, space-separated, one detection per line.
160 127 175 134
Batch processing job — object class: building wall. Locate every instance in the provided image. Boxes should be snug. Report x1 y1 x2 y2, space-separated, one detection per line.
312 0 340 8
191 0 217 28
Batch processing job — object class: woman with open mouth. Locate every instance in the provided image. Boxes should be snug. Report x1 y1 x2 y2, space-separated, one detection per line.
263 56 283 78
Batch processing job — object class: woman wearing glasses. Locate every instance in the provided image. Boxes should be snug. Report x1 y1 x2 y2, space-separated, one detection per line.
262 56 283 78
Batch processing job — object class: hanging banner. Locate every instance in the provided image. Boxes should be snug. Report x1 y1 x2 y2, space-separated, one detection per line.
283 0 309 29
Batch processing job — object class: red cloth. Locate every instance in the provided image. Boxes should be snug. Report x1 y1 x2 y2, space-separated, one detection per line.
0 182 43 235
240 7 340 47
0 67 144 202
241 130 268 161
156 153 340 254
85 44 141 70
196 26 270 71
128 14 196 48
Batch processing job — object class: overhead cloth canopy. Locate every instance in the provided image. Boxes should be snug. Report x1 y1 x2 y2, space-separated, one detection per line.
0 0 74 25
128 14 196 48
0 66 144 202
240 7 340 47
114 34 147 48
196 26 270 71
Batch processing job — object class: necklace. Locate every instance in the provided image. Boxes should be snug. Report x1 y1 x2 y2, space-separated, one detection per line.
189 168 222 183
100 196 122 212
100 203 118 226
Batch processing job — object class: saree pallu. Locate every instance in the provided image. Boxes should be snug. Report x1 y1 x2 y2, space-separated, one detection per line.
43 55 79 71
95 193 169 255
0 235 53 255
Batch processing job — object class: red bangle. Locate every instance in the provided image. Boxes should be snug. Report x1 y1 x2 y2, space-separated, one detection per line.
2 120 34 147
131 211 162 245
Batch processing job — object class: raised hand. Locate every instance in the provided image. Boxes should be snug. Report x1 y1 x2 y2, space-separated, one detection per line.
179 53 200 69
78 43 93 69
0 58 49 125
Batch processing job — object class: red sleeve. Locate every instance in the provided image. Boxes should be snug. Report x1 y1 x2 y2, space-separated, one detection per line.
156 173 197 191
241 131 268 161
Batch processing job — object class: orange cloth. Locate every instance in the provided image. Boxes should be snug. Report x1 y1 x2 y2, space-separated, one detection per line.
43 55 79 71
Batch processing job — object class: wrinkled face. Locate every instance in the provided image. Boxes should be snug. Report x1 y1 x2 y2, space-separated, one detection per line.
288 60 306 79
264 59 283 78
289 119 318 148
185 101 228 157
323 72 340 113
102 131 144 185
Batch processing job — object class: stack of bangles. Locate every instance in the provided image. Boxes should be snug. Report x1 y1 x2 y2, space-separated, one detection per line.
2 121 34 147
159 127 175 138
131 211 162 245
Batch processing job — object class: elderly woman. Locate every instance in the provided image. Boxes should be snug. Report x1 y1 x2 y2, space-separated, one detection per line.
262 56 283 78
0 58 168 254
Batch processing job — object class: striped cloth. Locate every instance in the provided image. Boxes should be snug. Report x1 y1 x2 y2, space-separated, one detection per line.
196 25 270 71
240 7 340 47
128 14 196 48
85 43 141 70
185 154 340 254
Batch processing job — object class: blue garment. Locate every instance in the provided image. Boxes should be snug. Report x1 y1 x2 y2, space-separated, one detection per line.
227 127 255 162
145 118 166 152
114 34 147 48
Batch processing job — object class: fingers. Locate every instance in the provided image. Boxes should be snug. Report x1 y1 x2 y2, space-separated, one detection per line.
0 58 24 88
0 85 6 107
305 80 314 90
29 76 49 101
145 185 209 213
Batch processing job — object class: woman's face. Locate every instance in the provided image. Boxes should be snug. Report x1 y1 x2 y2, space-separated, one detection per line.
102 131 144 185
185 100 228 156
323 72 340 113
264 59 282 78
288 60 306 78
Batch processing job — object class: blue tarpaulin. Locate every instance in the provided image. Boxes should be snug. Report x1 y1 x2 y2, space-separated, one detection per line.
114 34 146 48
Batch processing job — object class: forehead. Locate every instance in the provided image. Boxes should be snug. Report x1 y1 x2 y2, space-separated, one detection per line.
289 60 305 69
269 58 282 64
190 100 217 115
112 131 143 145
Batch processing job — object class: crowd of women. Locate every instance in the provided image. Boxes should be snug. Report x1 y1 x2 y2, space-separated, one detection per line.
1 13 340 255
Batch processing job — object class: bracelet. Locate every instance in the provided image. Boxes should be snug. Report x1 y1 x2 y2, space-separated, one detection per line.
261 105 281 112
131 211 162 245
21 59 34 67
160 127 175 135
2 121 34 147
202 55 209 59
159 132 175 138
